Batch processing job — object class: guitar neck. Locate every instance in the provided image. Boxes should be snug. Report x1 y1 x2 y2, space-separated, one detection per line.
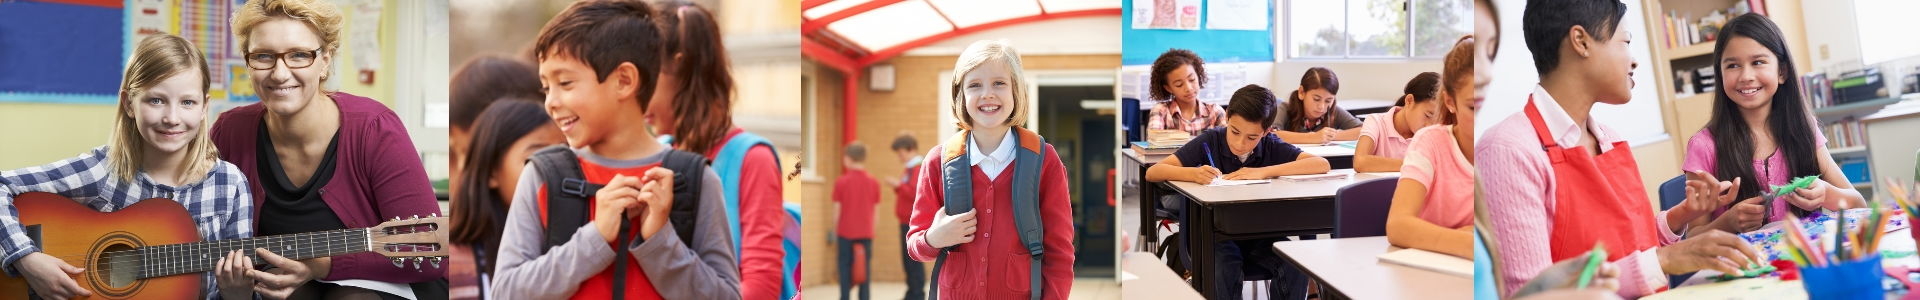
135 228 372 279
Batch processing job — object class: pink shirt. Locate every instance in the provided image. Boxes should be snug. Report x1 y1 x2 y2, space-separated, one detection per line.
1478 86 1684 298
1359 106 1415 159
1399 125 1470 228
1682 128 1828 223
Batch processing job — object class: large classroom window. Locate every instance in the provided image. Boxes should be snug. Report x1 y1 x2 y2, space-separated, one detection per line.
1286 0 1472 59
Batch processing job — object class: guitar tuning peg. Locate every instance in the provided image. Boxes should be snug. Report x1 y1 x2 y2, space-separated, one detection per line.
429 212 439 218
391 258 405 268
392 216 402 222
431 257 444 268
411 214 420 220
414 257 428 271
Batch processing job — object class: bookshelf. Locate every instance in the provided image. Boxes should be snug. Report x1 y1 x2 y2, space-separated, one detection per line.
1641 0 1813 156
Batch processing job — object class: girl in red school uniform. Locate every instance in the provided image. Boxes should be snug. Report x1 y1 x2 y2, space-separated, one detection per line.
904 39 1075 300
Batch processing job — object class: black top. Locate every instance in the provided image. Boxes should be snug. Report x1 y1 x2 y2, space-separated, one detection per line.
1172 127 1304 174
255 120 349 237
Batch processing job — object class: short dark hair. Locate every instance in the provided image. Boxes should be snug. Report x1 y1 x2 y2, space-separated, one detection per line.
451 56 542 130
532 0 662 108
1226 84 1278 129
844 142 868 163
890 132 918 152
1522 0 1627 75
1149 49 1206 101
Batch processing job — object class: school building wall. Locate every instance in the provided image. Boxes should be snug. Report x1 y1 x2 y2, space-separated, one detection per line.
801 53 1121 287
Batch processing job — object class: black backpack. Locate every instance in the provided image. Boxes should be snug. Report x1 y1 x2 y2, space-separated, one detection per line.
528 145 707 298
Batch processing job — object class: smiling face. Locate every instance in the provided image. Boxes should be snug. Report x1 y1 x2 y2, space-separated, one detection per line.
1222 115 1265 156
961 57 1016 130
1580 24 1638 105
1298 88 1336 118
1165 64 1200 104
246 17 332 117
129 71 209 155
1718 36 1781 111
539 51 641 148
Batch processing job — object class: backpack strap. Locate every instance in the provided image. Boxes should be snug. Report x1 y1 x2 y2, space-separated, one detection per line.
529 146 628 299
712 132 780 255
1009 127 1047 300
657 149 709 246
928 131 972 300
531 146 596 253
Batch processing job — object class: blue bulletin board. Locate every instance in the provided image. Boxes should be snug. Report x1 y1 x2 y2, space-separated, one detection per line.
0 0 254 104
1120 0 1274 65
0 1 125 104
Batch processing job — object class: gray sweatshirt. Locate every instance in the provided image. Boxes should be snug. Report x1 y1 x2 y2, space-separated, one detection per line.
489 148 741 299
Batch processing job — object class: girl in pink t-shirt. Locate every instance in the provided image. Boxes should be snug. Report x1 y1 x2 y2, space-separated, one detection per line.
1386 36 1476 258
1354 72 1444 172
1674 14 1866 236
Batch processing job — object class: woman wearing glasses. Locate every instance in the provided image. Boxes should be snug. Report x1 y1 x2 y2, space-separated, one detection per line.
208 0 447 298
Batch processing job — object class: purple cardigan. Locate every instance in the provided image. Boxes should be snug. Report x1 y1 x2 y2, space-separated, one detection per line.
210 92 445 283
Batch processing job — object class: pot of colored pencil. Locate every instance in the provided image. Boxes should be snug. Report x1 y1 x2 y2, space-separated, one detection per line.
1786 188 1897 300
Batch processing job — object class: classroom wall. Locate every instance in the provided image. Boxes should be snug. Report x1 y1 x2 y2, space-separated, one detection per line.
802 53 1121 286
1271 60 1446 105
0 0 419 171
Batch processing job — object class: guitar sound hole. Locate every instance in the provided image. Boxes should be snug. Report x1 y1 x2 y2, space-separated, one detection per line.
96 244 140 289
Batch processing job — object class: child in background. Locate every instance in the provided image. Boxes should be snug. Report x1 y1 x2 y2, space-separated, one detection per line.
490 0 739 298
1479 0 1762 297
644 2 792 298
1386 36 1478 258
1354 72 1445 172
449 56 543 197
880 133 928 300
1272 67 1362 144
449 100 565 300
1145 49 1226 135
1674 13 1866 236
834 142 880 300
1145 84 1331 299
905 39 1075 300
0 34 254 300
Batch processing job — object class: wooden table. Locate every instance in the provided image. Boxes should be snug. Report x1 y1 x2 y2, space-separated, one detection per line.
1651 226 1919 298
1172 169 1400 297
1271 236 1473 300
1121 252 1205 300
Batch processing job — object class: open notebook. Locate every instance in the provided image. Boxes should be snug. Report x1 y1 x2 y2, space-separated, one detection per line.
1377 247 1472 277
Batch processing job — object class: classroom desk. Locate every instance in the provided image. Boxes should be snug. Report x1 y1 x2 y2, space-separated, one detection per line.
1299 144 1356 170
1171 169 1399 297
1122 252 1206 300
1648 227 1919 299
1124 149 1173 251
1271 236 1473 300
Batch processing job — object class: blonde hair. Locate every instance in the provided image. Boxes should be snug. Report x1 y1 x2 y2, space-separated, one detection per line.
949 39 1031 130
231 0 342 82
110 34 218 183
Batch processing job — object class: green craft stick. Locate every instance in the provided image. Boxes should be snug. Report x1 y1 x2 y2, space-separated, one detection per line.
1772 175 1821 198
1575 244 1606 289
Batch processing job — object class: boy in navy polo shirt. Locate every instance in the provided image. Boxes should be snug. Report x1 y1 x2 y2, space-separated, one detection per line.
1146 84 1330 299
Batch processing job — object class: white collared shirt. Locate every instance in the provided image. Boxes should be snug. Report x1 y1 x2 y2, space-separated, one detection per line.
968 131 1019 180
1530 85 1619 152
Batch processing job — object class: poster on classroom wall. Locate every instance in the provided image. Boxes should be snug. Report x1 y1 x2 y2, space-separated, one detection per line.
1205 0 1267 31
1131 0 1200 30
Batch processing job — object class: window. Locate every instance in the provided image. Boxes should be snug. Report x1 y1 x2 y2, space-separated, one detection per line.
1286 0 1471 59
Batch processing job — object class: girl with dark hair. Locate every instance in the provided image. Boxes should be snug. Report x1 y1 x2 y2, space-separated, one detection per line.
1144 48 1226 135
644 2 794 299
1675 13 1865 236
1273 67 1362 144
1387 37 1477 259
448 100 564 300
1354 72 1444 172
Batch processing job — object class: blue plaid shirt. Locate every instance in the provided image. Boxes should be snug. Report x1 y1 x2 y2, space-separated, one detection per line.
0 146 252 299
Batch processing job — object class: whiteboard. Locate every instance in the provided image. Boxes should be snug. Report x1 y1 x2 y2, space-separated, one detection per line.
1477 0 1669 146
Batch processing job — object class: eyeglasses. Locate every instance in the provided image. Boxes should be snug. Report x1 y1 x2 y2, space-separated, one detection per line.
246 49 320 70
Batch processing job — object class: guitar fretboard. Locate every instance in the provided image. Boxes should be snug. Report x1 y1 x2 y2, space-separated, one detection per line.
126 228 372 278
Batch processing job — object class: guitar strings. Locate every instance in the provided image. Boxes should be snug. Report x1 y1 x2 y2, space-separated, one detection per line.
60 229 442 279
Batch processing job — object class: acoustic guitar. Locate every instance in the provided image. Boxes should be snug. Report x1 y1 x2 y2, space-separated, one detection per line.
0 192 447 299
